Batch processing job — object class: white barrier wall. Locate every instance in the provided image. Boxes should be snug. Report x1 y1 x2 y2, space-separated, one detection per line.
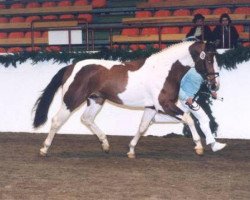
0 59 250 139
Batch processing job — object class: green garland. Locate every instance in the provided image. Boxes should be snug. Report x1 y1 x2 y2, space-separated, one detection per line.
0 48 158 68
1 45 249 68
216 45 250 69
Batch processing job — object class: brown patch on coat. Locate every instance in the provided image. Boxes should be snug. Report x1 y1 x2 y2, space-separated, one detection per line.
189 42 206 74
158 60 190 116
189 41 205 62
64 59 146 111
124 59 146 71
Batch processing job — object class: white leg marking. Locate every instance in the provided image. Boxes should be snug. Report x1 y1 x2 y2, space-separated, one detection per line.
40 103 71 156
81 99 109 152
153 111 204 156
127 108 156 158
182 113 204 155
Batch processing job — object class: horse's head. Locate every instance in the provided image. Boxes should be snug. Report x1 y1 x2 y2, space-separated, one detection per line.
189 41 220 91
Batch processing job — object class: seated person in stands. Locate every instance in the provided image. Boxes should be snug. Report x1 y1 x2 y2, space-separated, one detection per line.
186 13 213 42
213 13 239 49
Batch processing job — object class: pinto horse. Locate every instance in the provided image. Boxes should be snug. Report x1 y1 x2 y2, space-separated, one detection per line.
33 41 219 158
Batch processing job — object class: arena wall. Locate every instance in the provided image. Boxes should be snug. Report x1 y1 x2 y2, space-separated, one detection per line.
0 59 249 139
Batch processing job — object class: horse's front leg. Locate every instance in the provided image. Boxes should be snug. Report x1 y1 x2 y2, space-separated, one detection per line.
153 108 204 155
168 102 204 155
166 103 204 154
127 107 156 158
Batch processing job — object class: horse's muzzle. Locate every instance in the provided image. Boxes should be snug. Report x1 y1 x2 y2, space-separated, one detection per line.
206 72 220 91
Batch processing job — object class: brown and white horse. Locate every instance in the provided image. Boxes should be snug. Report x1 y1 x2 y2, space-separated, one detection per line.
33 41 220 158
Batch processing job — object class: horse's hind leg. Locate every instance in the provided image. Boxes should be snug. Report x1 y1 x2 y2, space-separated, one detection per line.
182 113 204 155
127 108 157 158
40 103 71 156
81 98 109 153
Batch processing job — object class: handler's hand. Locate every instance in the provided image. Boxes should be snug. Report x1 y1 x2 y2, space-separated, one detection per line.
211 91 217 99
186 97 193 106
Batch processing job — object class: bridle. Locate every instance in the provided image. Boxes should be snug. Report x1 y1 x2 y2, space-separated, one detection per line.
199 50 220 90
186 46 221 111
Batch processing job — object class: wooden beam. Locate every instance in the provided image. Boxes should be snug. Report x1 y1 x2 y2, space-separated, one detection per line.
137 0 250 9
33 21 79 28
239 32 249 40
123 16 193 24
205 14 248 22
161 34 186 41
0 20 79 30
123 14 248 25
112 32 249 43
0 5 92 16
113 35 159 43
0 38 48 45
0 22 30 30
112 34 186 43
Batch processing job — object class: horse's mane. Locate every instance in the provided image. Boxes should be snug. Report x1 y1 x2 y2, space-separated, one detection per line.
149 41 195 59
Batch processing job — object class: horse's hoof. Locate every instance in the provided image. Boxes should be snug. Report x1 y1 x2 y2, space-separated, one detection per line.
127 152 136 159
40 148 47 157
103 148 109 154
102 143 110 153
195 147 204 155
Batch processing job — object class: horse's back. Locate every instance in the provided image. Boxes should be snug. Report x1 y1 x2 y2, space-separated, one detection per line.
62 59 122 90
60 58 150 109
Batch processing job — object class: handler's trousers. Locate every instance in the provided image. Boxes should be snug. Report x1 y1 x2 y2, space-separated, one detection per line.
178 100 216 145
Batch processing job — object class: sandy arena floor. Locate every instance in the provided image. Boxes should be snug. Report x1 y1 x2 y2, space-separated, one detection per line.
0 132 249 200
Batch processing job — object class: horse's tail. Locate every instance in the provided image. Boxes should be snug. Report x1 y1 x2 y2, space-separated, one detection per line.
33 66 67 128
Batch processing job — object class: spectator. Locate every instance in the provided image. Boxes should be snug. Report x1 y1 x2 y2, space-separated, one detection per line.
186 13 213 42
213 13 239 49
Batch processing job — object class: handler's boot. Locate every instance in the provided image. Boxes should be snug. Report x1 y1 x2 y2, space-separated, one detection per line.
211 142 227 152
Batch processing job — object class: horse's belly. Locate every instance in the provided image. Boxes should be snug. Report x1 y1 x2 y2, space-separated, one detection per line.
118 86 149 107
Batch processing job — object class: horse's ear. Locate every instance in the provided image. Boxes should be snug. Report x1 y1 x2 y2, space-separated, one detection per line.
207 41 216 46
212 41 220 49
205 41 216 52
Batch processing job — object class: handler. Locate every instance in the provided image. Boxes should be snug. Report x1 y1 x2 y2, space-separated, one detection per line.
179 67 227 152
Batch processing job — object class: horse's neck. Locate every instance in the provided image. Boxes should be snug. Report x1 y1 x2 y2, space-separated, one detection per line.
168 61 190 82
149 43 195 69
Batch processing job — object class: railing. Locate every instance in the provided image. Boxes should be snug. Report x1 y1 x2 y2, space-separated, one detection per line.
137 0 250 10
87 21 250 50
3 18 250 52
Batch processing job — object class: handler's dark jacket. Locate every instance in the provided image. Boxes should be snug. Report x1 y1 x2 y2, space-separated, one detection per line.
212 25 239 48
186 25 214 42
